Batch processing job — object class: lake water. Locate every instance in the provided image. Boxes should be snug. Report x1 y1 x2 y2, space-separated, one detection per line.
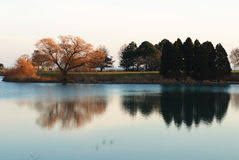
0 76 239 160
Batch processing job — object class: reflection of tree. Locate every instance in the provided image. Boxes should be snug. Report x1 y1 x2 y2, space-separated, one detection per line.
122 95 161 116
229 94 239 109
19 97 107 129
160 90 230 128
121 88 230 128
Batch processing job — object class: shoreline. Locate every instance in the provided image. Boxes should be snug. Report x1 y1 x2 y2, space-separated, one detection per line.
3 71 239 86
3 77 239 86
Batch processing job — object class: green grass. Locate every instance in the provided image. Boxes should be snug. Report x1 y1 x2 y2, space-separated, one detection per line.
37 71 239 84
37 71 161 83
38 71 160 77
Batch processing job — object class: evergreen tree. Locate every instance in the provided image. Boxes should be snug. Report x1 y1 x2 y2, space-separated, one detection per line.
201 41 216 79
193 42 210 80
136 41 161 71
155 39 170 51
194 39 201 47
183 38 195 76
119 42 137 71
174 39 184 73
161 41 180 77
215 44 231 79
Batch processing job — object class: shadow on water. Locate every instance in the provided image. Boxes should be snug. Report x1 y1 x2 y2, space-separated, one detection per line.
18 96 107 129
121 85 231 128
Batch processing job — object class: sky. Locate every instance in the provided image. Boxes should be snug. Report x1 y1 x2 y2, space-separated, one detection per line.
0 0 239 67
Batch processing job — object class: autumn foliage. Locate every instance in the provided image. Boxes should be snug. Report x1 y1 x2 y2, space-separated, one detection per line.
6 55 38 80
36 97 106 129
4 35 108 82
35 35 107 80
32 50 53 71
18 97 107 129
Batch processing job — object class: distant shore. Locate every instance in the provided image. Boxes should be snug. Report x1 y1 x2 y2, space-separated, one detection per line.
2 71 239 85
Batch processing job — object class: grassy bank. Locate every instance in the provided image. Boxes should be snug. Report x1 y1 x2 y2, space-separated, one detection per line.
38 71 162 84
3 71 239 85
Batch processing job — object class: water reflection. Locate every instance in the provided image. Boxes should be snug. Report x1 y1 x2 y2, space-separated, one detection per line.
18 96 107 129
15 85 233 129
230 94 239 110
122 86 231 128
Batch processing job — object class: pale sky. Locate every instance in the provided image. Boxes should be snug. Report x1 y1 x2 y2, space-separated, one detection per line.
0 0 239 67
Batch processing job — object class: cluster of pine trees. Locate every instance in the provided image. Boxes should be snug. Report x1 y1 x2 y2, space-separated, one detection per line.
120 38 231 80
119 41 161 71
160 38 231 80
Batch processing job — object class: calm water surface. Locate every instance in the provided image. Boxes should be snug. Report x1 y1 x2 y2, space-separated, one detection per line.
0 76 239 160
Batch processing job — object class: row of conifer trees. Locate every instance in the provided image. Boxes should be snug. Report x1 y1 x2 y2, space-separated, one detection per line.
119 37 231 80
160 38 231 80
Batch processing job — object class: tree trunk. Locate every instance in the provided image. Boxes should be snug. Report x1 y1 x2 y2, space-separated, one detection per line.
62 70 68 83
136 65 140 71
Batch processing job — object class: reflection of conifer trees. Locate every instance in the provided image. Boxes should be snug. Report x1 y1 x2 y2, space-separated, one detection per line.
122 95 161 116
160 90 230 128
121 87 230 128
230 94 239 109
21 97 107 129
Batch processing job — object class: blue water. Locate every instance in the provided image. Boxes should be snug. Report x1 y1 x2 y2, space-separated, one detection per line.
0 77 238 160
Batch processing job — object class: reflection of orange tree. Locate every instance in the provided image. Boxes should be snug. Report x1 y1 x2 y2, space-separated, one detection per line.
19 97 107 129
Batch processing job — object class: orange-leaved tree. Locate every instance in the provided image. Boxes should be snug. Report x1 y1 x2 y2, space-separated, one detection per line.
35 35 106 80
6 55 37 80
32 50 54 71
85 50 107 69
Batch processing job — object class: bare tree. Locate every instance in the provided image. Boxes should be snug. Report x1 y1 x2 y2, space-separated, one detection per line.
97 45 114 71
230 48 239 70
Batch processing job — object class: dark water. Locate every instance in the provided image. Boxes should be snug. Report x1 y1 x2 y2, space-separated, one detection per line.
0 76 238 160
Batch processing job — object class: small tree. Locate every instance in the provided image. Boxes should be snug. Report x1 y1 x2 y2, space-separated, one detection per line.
85 50 107 70
230 48 239 70
6 55 37 80
97 46 114 71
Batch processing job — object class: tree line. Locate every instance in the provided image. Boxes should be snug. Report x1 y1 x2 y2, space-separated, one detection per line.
119 38 231 80
4 35 233 81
